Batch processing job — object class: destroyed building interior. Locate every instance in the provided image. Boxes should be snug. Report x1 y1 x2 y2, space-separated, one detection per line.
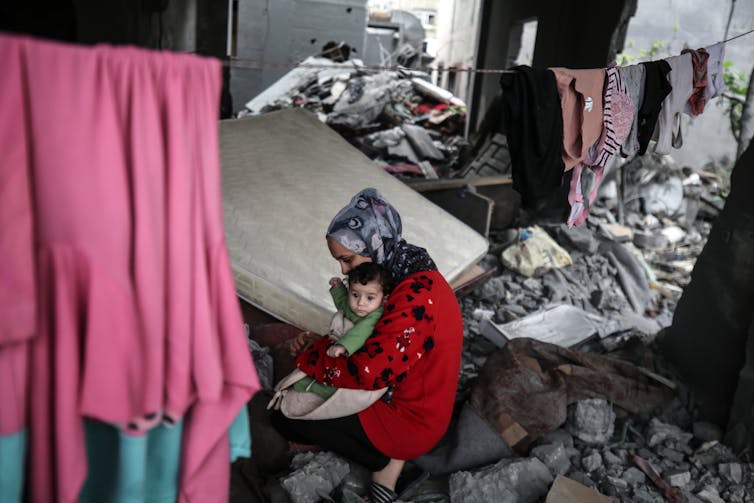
2 0 754 502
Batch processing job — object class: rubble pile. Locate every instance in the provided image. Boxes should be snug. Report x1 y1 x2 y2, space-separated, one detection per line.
459 153 728 359
436 152 752 502
241 56 469 178
442 397 753 503
274 397 754 503
597 153 727 295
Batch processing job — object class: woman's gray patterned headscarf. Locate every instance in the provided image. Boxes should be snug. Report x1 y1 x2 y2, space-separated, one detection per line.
327 188 436 282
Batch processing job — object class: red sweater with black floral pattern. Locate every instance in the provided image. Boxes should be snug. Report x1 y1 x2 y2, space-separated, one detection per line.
296 270 463 459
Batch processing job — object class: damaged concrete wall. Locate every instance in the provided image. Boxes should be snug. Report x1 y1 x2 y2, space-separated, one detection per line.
72 0 199 50
231 0 369 114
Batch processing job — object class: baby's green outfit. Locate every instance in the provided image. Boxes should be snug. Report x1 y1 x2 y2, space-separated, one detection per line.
292 282 383 398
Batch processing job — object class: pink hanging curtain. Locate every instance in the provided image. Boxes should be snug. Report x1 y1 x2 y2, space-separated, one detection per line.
0 33 259 502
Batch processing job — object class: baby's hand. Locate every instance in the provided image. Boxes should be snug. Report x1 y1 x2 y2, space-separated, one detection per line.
327 344 348 358
329 277 342 289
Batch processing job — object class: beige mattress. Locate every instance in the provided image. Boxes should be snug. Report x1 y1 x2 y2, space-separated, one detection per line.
220 108 488 334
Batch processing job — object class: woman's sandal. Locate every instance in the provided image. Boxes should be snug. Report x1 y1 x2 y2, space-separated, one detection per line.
367 482 398 503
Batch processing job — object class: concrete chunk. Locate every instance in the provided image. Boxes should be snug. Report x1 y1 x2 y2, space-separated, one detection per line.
665 468 691 487
566 399 615 445
718 462 743 484
531 443 571 476
696 486 725 503
280 451 350 503
581 451 603 473
606 475 629 490
449 457 553 503
621 466 647 485
647 418 693 448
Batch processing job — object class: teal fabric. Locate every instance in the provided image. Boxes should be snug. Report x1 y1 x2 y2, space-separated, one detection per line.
81 407 251 502
80 420 182 503
228 406 251 461
0 428 27 503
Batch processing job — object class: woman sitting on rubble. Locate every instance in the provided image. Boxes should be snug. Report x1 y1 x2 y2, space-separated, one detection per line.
271 187 464 503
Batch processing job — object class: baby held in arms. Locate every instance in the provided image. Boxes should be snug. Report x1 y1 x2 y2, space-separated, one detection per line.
293 262 393 398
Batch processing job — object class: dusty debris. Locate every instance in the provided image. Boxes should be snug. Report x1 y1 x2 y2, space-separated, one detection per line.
241 56 469 179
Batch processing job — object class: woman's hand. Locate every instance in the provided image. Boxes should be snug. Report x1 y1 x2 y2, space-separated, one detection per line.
288 330 320 356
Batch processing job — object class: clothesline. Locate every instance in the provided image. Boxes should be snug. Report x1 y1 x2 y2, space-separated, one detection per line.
222 28 754 74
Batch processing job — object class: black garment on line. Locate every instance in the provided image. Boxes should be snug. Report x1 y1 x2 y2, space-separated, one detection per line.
270 410 391 472
499 66 565 212
636 60 672 155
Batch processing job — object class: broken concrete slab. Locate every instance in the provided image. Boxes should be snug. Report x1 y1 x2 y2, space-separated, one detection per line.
220 109 488 333
244 57 361 115
401 124 444 162
449 457 552 503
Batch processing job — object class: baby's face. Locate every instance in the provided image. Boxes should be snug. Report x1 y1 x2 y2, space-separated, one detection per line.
348 279 384 317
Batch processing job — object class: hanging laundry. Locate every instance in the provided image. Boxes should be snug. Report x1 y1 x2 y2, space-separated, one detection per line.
0 32 259 503
0 31 38 503
567 67 635 227
499 66 566 210
550 67 606 171
636 60 672 155
654 52 694 155
705 42 727 101
682 48 710 115
620 64 646 159
587 67 635 168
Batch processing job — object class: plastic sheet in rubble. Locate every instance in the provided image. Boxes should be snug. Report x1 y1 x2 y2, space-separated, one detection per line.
479 304 626 349
220 108 488 334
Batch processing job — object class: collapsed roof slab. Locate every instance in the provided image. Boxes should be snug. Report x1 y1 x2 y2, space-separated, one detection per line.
220 108 489 334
